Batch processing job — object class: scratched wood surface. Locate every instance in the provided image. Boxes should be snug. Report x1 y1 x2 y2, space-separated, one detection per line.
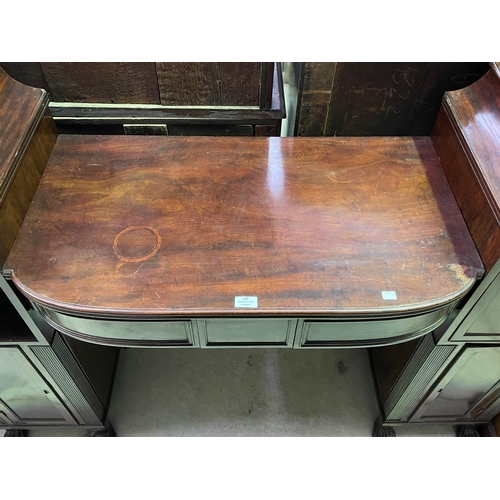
156 63 261 106
41 63 160 104
432 68 500 272
5 136 483 317
294 63 489 137
324 62 428 136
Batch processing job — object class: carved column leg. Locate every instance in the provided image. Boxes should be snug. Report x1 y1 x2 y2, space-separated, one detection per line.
88 418 116 437
372 413 396 437
455 425 480 437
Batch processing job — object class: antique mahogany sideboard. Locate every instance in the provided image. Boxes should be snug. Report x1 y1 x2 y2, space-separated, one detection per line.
1 65 499 436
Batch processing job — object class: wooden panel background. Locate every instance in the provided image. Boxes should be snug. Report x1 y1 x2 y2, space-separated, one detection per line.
0 62 266 108
156 62 261 106
40 63 160 104
325 62 429 136
296 62 336 136
295 62 490 137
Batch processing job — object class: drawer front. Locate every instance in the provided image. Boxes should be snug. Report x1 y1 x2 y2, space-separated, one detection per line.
40 307 197 347
198 319 296 348
295 308 450 348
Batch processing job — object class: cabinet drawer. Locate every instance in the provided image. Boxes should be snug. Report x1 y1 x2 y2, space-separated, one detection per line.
198 319 296 348
40 307 197 347
295 309 449 348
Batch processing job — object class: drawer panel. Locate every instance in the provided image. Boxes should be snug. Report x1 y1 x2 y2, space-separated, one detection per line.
198 319 296 348
39 307 197 347
295 308 451 348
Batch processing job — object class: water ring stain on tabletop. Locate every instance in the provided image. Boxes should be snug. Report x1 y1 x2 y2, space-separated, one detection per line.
113 226 161 273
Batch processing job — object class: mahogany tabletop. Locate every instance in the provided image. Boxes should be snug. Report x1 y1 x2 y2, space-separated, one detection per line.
4 135 483 318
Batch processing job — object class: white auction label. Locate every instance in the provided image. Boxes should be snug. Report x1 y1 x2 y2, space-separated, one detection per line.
382 291 398 300
234 296 258 308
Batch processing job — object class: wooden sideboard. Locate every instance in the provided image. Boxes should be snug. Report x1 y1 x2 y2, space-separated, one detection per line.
1 64 499 436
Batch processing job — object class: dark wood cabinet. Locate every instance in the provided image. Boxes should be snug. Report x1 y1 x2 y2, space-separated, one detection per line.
287 62 490 137
0 62 285 137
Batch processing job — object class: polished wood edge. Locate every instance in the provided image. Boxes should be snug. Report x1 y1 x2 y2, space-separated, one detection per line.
490 62 500 80
5 269 479 320
0 69 50 207
441 94 500 226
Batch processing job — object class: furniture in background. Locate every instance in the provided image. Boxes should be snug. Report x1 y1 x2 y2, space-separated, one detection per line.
0 62 285 137
284 62 489 137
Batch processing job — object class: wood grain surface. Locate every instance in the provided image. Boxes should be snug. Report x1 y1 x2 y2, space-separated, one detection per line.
432 69 500 272
5 136 482 318
0 115 57 265
296 62 336 136
156 63 261 106
41 63 160 104
0 68 55 264
442 70 500 221
0 68 48 203
294 63 489 138
324 62 428 136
